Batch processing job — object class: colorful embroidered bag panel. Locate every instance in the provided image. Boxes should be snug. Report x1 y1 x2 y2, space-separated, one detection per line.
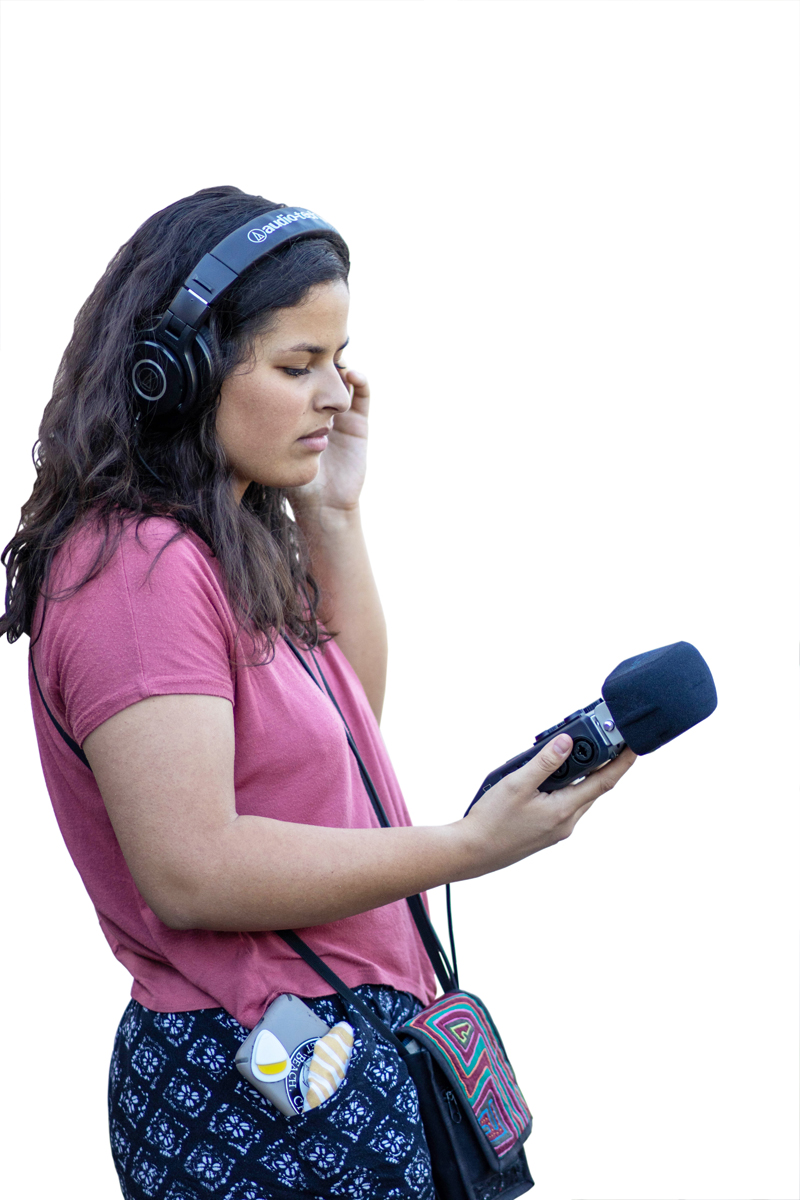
400 990 532 1167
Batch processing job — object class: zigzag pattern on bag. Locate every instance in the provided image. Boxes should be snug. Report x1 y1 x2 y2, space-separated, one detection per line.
401 992 532 1161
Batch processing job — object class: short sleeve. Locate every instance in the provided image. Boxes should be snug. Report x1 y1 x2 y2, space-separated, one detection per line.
44 519 237 746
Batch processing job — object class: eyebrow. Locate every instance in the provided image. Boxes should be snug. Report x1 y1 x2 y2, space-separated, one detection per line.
285 337 349 354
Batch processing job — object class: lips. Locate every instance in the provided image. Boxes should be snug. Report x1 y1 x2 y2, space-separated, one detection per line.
297 427 331 452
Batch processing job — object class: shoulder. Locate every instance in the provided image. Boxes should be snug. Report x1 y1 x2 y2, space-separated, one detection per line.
49 514 216 595
37 515 238 743
40 513 234 652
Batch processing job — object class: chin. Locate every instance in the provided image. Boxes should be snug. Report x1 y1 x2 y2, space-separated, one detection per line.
261 464 321 490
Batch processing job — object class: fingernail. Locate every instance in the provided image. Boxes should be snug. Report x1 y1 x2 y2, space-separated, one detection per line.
553 735 571 755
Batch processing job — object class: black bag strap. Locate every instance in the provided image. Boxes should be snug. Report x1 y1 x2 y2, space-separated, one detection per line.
29 648 91 769
276 929 411 1058
283 638 458 993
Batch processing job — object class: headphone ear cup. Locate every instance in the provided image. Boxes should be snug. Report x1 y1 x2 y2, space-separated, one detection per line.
191 328 214 406
132 327 215 426
131 337 187 421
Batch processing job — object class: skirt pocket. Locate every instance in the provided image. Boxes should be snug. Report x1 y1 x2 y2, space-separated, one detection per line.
275 1010 435 1196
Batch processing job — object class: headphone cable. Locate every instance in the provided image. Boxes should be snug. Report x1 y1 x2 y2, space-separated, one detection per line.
135 446 166 487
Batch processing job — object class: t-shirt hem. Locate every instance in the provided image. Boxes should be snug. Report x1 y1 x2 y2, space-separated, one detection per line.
73 678 235 745
130 966 433 1024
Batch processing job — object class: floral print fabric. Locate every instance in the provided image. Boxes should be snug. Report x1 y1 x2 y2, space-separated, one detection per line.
109 986 435 1199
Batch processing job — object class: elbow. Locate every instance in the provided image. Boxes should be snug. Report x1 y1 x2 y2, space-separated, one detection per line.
154 904 200 932
143 886 202 932
133 868 217 932
143 879 275 933
126 840 252 930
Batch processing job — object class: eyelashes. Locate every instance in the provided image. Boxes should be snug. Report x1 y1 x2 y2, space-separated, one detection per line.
282 363 347 378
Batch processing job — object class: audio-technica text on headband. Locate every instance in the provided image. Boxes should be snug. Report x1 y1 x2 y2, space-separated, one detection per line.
130 208 341 425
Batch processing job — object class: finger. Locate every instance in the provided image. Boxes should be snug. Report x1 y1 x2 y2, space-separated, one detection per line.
515 734 574 790
337 369 368 414
343 368 369 405
544 750 636 839
571 794 601 824
563 747 637 810
560 795 598 836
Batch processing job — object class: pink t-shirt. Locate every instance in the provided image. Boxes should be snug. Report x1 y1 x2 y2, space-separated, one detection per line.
30 516 435 1029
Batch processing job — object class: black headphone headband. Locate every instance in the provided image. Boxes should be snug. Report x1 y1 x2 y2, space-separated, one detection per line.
132 206 341 424
159 208 340 338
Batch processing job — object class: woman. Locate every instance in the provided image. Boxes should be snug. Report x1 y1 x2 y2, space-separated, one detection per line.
1 186 634 1199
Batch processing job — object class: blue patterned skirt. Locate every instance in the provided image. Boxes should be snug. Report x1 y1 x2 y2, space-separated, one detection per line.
108 986 435 1200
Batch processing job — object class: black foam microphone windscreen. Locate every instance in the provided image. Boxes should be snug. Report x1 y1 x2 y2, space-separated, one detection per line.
601 641 717 755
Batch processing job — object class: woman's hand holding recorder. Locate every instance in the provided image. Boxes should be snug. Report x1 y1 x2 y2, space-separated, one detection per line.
458 735 637 876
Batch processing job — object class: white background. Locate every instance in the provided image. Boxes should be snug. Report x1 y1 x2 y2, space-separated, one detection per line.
0 2 797 1198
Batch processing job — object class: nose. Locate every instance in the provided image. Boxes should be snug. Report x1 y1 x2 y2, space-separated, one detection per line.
315 363 351 413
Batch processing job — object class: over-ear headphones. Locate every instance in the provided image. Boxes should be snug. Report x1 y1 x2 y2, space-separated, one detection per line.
131 207 341 426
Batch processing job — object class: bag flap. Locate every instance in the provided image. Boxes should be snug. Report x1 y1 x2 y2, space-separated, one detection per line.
400 991 531 1168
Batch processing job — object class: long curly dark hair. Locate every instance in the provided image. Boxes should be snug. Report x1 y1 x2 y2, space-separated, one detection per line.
0 186 350 652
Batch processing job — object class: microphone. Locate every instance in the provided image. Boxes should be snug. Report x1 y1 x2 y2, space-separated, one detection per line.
468 641 717 809
601 641 717 755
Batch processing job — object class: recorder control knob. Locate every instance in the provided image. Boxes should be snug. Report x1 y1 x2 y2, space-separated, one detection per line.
534 721 563 742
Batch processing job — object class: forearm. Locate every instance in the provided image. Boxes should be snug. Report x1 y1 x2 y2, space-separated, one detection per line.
86 692 636 936
153 738 636 932
295 504 387 720
163 815 477 932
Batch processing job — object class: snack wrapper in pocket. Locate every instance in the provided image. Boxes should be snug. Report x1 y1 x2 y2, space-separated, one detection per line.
303 1022 355 1111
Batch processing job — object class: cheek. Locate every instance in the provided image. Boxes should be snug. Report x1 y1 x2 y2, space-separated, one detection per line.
218 379 299 451
249 394 299 441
